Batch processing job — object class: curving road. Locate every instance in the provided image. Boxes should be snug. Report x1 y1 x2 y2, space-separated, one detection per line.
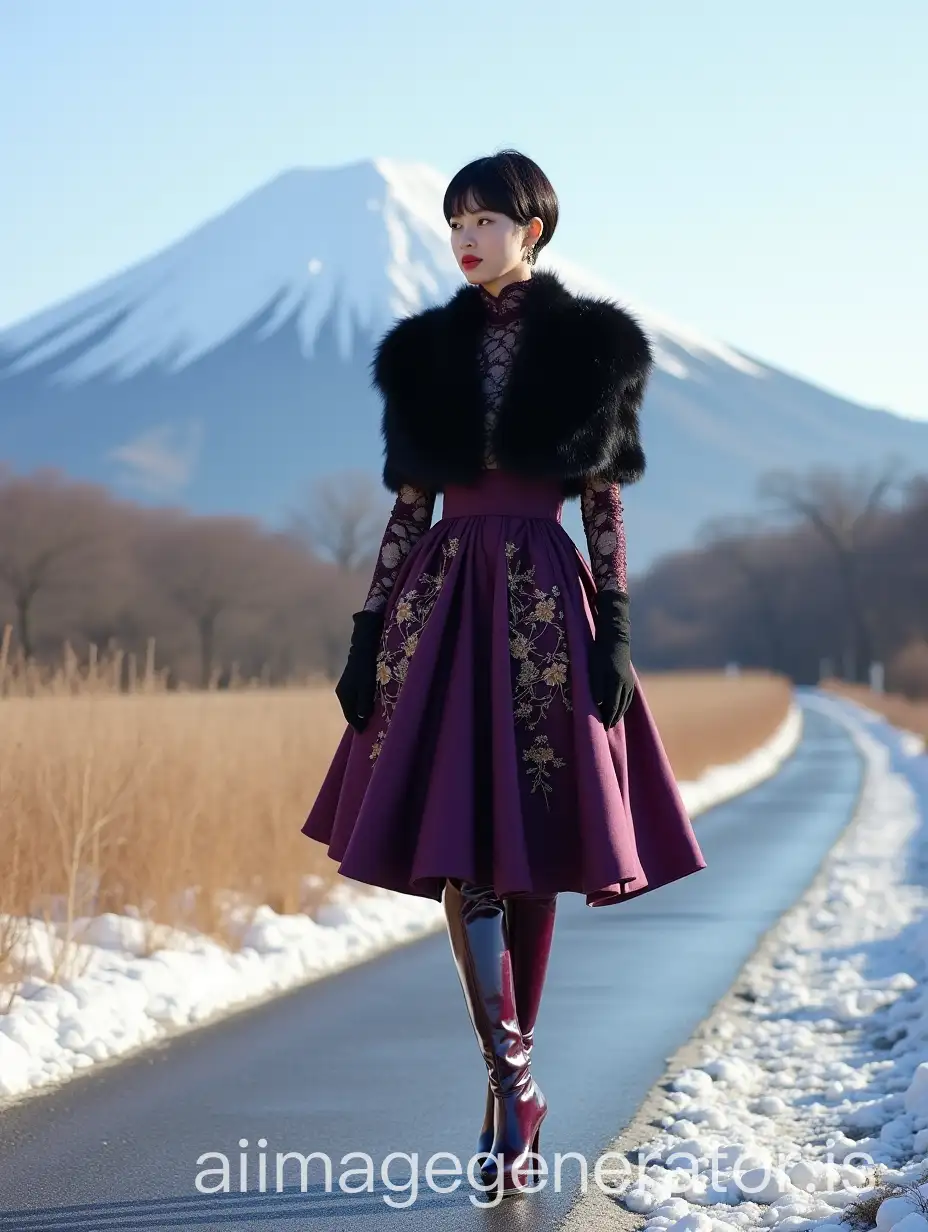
0 693 863 1230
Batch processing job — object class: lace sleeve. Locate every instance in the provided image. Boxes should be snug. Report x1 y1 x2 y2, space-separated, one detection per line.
362 484 437 613
580 478 628 594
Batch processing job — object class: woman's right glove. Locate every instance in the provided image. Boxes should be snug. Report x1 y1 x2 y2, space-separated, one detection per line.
335 609 385 732
588 589 636 729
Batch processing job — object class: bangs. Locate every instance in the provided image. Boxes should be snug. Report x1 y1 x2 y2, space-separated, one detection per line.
443 166 520 223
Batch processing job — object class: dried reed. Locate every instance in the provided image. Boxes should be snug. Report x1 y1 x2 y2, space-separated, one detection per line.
0 630 789 995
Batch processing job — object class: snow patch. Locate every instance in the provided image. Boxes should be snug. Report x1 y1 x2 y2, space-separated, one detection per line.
614 691 928 1232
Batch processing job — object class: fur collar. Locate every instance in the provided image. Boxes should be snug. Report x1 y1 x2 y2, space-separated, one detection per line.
370 267 652 498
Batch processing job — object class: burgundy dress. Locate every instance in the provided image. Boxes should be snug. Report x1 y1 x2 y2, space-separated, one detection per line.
302 279 707 907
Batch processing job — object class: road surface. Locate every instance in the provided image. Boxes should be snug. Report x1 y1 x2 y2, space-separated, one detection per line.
0 694 863 1230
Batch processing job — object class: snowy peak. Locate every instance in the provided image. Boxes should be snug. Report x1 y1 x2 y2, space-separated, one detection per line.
0 159 461 384
0 156 764 388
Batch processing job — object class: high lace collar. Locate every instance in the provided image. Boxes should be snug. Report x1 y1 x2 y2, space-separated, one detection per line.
477 276 533 325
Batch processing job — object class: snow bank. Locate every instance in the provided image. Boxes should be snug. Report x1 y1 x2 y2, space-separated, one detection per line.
0 883 443 1103
678 700 803 818
0 696 801 1106
616 690 928 1232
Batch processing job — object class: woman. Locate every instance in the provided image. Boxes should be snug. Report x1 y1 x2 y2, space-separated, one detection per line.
302 149 707 1196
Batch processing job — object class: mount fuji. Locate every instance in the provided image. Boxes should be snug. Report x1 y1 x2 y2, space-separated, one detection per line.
2 156 927 570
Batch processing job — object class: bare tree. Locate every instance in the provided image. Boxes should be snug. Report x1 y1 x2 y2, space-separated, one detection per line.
229 532 358 683
286 468 387 571
0 468 115 658
700 514 789 670
757 461 903 682
139 513 277 687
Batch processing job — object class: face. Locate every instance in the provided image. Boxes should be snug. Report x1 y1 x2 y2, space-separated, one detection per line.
448 195 543 291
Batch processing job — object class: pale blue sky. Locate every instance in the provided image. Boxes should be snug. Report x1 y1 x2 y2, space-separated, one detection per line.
2 0 925 419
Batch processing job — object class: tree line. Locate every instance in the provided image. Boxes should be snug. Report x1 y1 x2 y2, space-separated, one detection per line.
1 459 926 696
0 464 392 688
631 461 928 696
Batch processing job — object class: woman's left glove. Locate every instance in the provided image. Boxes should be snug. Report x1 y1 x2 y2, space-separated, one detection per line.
335 609 385 732
588 589 635 729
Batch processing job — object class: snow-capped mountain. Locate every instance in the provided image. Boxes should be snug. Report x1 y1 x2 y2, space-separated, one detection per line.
2 156 927 569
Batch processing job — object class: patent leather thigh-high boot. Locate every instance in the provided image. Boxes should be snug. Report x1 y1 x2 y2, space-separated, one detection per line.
475 891 557 1168
443 878 547 1196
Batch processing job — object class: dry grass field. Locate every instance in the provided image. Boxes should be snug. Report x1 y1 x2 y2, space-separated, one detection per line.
821 679 928 741
635 669 792 781
0 635 791 995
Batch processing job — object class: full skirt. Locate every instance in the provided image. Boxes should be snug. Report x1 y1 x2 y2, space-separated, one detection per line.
303 471 706 907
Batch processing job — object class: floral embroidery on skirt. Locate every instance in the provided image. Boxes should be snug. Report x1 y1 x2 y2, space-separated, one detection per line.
504 540 571 805
303 470 709 908
369 537 460 762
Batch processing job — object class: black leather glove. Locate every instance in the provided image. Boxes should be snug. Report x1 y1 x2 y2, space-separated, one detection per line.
588 589 635 729
335 609 385 732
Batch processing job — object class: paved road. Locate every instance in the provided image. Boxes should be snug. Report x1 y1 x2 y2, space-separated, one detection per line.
0 694 863 1230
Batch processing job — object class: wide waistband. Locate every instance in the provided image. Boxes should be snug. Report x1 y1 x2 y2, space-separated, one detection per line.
441 472 564 521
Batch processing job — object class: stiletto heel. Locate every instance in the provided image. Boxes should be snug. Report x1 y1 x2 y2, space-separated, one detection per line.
529 1125 542 1184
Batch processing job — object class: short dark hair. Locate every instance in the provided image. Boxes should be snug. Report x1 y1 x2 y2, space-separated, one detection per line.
442 148 559 262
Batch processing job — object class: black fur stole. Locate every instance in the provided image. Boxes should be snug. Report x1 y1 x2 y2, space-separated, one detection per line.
370 268 652 498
